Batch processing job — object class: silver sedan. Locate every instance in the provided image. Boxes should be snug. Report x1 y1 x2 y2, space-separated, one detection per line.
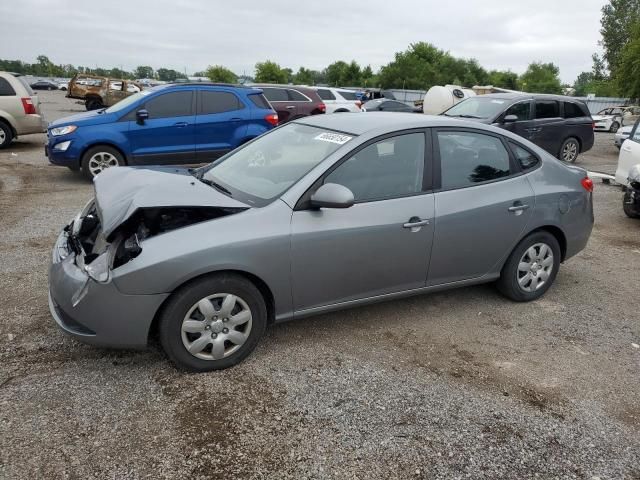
49 113 594 371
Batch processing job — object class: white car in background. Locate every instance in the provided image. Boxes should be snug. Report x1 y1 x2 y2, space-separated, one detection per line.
615 125 633 149
593 106 640 133
314 87 361 113
615 119 640 186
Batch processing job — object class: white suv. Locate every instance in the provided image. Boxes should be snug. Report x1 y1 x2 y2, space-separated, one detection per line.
314 87 361 113
0 72 46 148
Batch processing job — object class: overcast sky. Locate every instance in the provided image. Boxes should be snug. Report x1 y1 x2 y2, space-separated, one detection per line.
0 0 607 83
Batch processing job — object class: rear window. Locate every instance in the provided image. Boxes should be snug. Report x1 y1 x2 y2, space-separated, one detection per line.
0 78 16 96
14 75 34 95
262 88 288 102
198 91 242 114
288 89 309 102
564 102 588 118
535 100 559 119
248 93 272 110
509 142 539 170
337 90 358 101
316 89 336 101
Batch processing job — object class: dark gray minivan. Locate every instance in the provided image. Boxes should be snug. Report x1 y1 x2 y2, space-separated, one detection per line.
442 93 594 163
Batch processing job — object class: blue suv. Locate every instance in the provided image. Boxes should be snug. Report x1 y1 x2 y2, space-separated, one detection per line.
46 83 278 179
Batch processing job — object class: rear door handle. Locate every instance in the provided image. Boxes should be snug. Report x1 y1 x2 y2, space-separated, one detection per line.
286 106 295 109
508 203 530 214
403 217 430 230
230 118 242 121
173 122 189 127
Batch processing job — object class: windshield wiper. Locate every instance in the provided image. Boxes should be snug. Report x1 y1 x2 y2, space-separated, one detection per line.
198 177 232 197
454 114 483 119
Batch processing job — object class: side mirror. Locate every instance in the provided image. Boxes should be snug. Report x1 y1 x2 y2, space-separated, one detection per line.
136 109 149 124
503 114 518 123
310 183 355 209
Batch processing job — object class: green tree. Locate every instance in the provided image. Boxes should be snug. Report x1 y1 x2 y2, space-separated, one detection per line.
205 65 238 83
324 61 349 86
616 21 640 98
573 71 594 96
156 68 187 82
134 65 155 79
361 65 376 86
600 0 640 72
109 67 131 79
254 60 288 83
293 67 315 85
488 70 519 90
519 62 563 94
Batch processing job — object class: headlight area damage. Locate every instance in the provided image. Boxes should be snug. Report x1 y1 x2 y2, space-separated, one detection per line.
66 201 244 282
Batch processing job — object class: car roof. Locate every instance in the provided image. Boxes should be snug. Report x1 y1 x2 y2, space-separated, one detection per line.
476 92 586 103
294 112 494 135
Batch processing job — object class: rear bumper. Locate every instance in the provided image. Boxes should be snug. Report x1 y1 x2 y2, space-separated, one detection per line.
14 114 46 136
48 230 169 348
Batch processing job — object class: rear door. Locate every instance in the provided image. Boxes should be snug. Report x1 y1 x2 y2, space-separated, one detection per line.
316 88 337 112
617 120 640 186
195 89 248 162
262 87 295 123
531 99 563 155
428 129 534 286
126 89 196 164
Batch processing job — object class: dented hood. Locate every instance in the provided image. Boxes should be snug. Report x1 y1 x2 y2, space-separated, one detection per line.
93 167 249 237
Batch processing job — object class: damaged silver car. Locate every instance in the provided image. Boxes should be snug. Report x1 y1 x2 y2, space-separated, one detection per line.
49 114 594 371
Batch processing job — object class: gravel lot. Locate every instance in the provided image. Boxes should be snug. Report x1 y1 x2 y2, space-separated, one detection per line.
0 91 639 479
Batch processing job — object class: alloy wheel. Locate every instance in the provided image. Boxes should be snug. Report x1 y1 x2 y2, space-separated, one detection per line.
561 141 578 162
516 243 554 292
181 293 253 361
0 128 6 145
87 152 119 177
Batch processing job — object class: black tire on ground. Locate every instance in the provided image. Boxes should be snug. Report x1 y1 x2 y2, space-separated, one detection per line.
80 145 124 180
496 231 561 302
159 273 267 372
558 137 580 163
610 121 620 133
85 98 102 111
623 191 640 218
0 121 12 149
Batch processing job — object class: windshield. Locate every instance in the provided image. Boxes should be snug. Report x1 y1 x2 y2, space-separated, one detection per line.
105 90 151 113
200 123 354 206
443 97 509 119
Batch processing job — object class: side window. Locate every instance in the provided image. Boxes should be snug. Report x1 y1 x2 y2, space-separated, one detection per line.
288 89 309 102
0 78 16 96
564 102 585 118
325 133 426 202
144 91 193 118
262 88 288 102
535 101 559 119
337 90 358 101
509 142 539 170
438 131 510 189
198 91 242 114
504 102 530 121
248 93 271 109
316 89 336 101
631 122 640 143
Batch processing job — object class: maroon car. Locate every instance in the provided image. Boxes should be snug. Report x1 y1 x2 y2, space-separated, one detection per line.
255 84 326 123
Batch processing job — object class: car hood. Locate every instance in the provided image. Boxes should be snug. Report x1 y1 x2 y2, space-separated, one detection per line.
592 115 612 121
48 110 118 128
93 167 249 237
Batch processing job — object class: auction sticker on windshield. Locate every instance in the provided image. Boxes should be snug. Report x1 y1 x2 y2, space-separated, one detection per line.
314 132 353 144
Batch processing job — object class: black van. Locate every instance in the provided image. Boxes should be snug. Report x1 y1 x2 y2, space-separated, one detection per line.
441 93 594 163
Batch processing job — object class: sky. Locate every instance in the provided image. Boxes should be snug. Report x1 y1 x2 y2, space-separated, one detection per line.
0 0 608 83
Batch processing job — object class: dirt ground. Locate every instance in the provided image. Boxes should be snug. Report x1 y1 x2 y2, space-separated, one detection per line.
0 91 639 479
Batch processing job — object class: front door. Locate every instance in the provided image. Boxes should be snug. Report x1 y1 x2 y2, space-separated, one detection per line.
126 90 196 165
498 100 534 142
195 89 248 162
531 99 564 155
291 132 434 312
428 129 535 285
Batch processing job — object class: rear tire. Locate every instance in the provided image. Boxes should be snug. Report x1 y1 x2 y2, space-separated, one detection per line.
80 145 124 180
85 98 103 111
159 274 267 372
610 121 620 133
497 231 561 302
623 191 640 218
559 137 579 163
0 121 12 149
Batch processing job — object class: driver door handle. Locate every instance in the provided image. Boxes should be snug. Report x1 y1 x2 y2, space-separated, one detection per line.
403 217 430 229
508 203 530 213
286 105 296 109
173 121 189 127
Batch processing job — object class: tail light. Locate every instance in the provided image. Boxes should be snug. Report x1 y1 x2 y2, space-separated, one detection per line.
21 97 36 114
264 112 279 126
317 102 326 113
581 176 594 192
592 122 595 130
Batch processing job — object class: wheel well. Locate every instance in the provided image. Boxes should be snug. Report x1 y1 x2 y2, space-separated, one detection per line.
531 226 567 261
80 143 128 166
0 116 16 138
147 270 276 344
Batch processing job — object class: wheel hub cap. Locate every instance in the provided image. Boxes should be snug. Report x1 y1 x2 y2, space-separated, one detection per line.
517 243 554 292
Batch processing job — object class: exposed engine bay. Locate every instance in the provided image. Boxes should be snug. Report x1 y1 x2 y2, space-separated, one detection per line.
66 201 244 272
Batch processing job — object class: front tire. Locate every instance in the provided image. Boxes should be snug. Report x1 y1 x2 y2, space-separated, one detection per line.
623 191 640 218
85 98 103 110
559 138 579 163
159 274 267 372
81 145 124 180
610 121 620 133
497 231 561 302
0 121 12 149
